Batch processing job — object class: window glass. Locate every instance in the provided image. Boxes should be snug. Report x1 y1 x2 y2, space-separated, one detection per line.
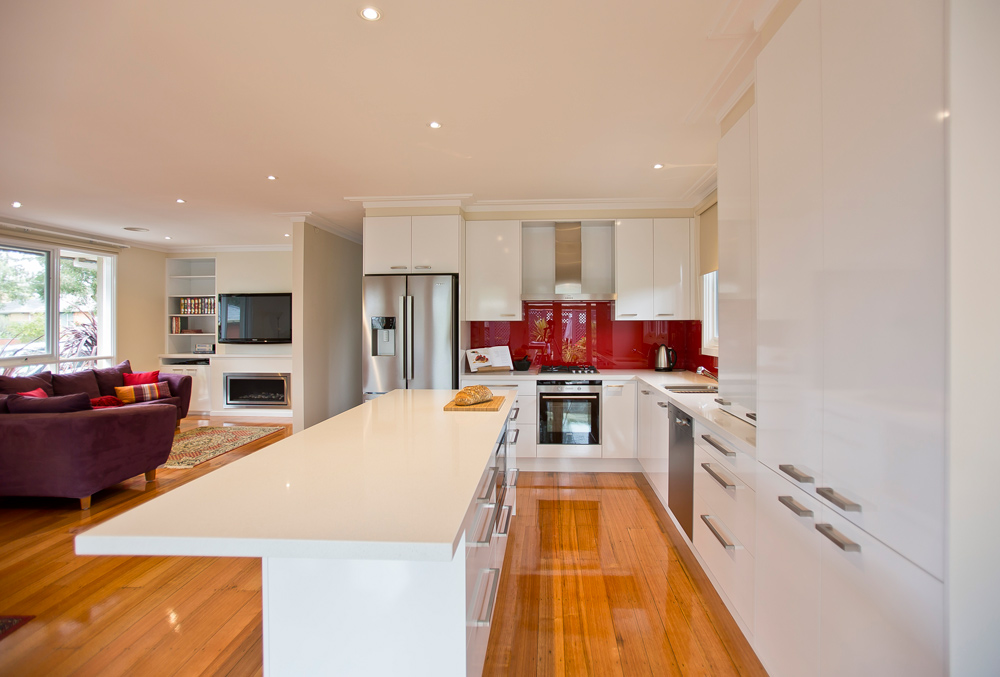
702 270 719 355
59 250 114 361
0 245 50 360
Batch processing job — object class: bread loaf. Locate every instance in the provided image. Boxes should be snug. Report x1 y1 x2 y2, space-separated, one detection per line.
454 385 493 406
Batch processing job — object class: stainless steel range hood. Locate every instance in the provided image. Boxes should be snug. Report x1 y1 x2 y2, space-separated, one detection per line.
521 221 617 301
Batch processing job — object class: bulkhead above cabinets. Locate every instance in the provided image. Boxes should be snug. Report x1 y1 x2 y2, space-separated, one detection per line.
521 220 616 301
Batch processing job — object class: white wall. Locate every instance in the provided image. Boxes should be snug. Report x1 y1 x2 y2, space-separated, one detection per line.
292 222 362 432
948 1 1000 673
116 246 165 370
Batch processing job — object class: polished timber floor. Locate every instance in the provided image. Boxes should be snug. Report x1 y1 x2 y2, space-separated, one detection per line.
0 417 765 676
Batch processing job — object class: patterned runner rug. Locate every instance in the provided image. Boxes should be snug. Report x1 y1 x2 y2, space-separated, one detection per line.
165 426 283 468
0 616 33 642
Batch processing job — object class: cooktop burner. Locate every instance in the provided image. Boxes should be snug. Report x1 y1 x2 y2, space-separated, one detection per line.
539 364 600 374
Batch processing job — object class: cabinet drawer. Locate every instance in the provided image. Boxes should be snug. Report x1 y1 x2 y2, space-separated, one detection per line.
694 447 756 555
693 492 755 632
695 422 756 490
461 380 535 399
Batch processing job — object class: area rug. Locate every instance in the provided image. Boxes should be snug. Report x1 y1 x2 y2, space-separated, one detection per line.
165 426 283 468
0 616 33 642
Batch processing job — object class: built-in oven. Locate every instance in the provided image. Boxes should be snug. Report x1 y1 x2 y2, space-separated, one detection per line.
536 380 602 458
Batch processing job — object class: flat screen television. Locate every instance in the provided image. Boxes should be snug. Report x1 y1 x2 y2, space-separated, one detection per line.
218 293 292 344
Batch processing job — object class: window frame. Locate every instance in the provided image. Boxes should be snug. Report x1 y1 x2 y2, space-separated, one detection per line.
701 269 719 357
0 236 116 373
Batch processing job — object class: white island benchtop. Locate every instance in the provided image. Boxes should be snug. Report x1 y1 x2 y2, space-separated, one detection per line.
76 388 515 562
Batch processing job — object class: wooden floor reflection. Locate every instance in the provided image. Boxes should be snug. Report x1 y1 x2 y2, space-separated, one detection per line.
483 472 767 676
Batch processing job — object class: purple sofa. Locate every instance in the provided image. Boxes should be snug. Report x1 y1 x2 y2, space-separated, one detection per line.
0 361 193 509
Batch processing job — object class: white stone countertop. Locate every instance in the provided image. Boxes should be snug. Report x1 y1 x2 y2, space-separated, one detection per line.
75 389 514 562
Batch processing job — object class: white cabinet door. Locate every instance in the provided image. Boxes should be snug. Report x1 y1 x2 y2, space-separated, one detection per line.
162 365 211 413
636 384 654 470
652 218 691 320
614 219 653 319
755 465 822 677
601 381 636 458
465 220 521 321
817 0 946 582
411 215 461 274
646 396 672 503
818 509 945 677
717 109 757 413
363 216 412 274
755 0 825 488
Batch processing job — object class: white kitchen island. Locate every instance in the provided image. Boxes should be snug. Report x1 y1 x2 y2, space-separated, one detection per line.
75 389 516 677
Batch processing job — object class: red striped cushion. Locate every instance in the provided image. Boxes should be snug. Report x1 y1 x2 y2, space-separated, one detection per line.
114 381 172 404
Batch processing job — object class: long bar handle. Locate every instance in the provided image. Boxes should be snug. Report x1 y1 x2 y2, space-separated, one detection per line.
477 467 499 502
405 295 414 381
390 265 408 270
498 505 512 535
508 428 520 445
816 523 861 552
702 463 736 490
619 313 638 317
656 313 674 316
542 394 599 399
656 401 669 408
817 487 862 512
472 568 502 626
510 407 519 421
779 464 815 484
641 389 651 395
700 515 735 551
778 495 814 517
414 265 431 270
505 467 518 488
472 504 497 546
701 434 736 457
675 417 691 427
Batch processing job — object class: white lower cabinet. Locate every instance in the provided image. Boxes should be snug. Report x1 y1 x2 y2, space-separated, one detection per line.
601 380 636 458
161 364 211 412
755 464 944 677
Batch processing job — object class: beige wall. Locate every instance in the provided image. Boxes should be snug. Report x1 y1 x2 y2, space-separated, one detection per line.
948 0 1000 672
292 223 362 432
116 246 165 370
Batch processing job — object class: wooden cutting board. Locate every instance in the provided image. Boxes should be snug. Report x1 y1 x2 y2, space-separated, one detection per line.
443 395 506 412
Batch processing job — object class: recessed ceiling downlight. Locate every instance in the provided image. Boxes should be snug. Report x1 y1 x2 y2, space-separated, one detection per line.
164 236 172 240
176 199 186 203
11 201 22 208
360 7 381 20
268 175 277 180
124 227 149 232
653 164 664 169
429 121 442 129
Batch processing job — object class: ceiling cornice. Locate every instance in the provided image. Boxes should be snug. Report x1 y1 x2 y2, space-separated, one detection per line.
277 212 362 244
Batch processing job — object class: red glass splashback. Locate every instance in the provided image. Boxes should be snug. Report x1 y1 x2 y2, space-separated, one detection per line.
469 302 717 373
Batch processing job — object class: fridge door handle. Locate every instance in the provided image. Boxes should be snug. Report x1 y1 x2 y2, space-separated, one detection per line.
405 295 414 381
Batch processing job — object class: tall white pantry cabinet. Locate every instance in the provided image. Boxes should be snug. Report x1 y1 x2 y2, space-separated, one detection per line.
753 0 945 676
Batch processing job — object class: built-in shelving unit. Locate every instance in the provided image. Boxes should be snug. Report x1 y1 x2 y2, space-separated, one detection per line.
166 258 217 356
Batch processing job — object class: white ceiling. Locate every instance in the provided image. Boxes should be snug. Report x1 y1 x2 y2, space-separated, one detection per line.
0 0 771 250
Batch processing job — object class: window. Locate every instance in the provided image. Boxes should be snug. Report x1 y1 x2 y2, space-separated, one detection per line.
701 270 719 357
0 239 115 376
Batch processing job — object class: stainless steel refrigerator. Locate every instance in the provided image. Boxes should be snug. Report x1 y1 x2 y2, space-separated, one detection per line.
362 274 458 400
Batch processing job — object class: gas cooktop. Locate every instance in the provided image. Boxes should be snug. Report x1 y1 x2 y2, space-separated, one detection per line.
539 365 600 374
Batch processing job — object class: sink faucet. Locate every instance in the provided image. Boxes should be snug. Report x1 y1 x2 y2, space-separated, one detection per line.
697 366 719 382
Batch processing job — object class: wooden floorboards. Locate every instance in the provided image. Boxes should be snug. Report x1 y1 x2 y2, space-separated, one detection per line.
1 419 764 676
483 472 768 677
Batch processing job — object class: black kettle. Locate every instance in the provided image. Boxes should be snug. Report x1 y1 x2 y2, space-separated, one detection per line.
655 344 677 372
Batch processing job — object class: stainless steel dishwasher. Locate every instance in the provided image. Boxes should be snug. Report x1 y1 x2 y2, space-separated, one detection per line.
668 403 694 540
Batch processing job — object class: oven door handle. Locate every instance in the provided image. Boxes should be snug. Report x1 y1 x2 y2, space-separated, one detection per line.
539 393 600 399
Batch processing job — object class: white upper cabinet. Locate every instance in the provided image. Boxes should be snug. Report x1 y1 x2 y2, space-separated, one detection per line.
465 220 521 321
817 0 946 583
363 215 461 275
755 0 825 490
652 218 692 320
717 108 758 414
614 218 692 320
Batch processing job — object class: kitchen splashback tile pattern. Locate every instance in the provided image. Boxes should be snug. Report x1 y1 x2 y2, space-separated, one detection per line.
469 302 718 373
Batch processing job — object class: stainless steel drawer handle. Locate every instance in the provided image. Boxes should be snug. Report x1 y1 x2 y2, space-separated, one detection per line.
606 385 624 389
701 434 736 457
473 504 497 546
472 568 501 626
714 397 731 406
779 464 815 484
508 428 520 445
674 418 690 427
641 390 651 395
656 313 674 316
702 463 736 490
414 265 431 269
500 313 517 317
778 495 814 517
477 467 499 502
701 515 735 551
390 265 408 270
816 487 862 512
505 468 518 488
510 407 519 421
656 401 669 408
815 523 861 552
620 313 638 317
498 504 512 535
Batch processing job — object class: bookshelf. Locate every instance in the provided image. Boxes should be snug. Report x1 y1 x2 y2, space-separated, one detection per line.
166 258 216 355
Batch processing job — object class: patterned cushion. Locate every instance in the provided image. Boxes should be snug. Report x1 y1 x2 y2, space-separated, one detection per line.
114 381 172 404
